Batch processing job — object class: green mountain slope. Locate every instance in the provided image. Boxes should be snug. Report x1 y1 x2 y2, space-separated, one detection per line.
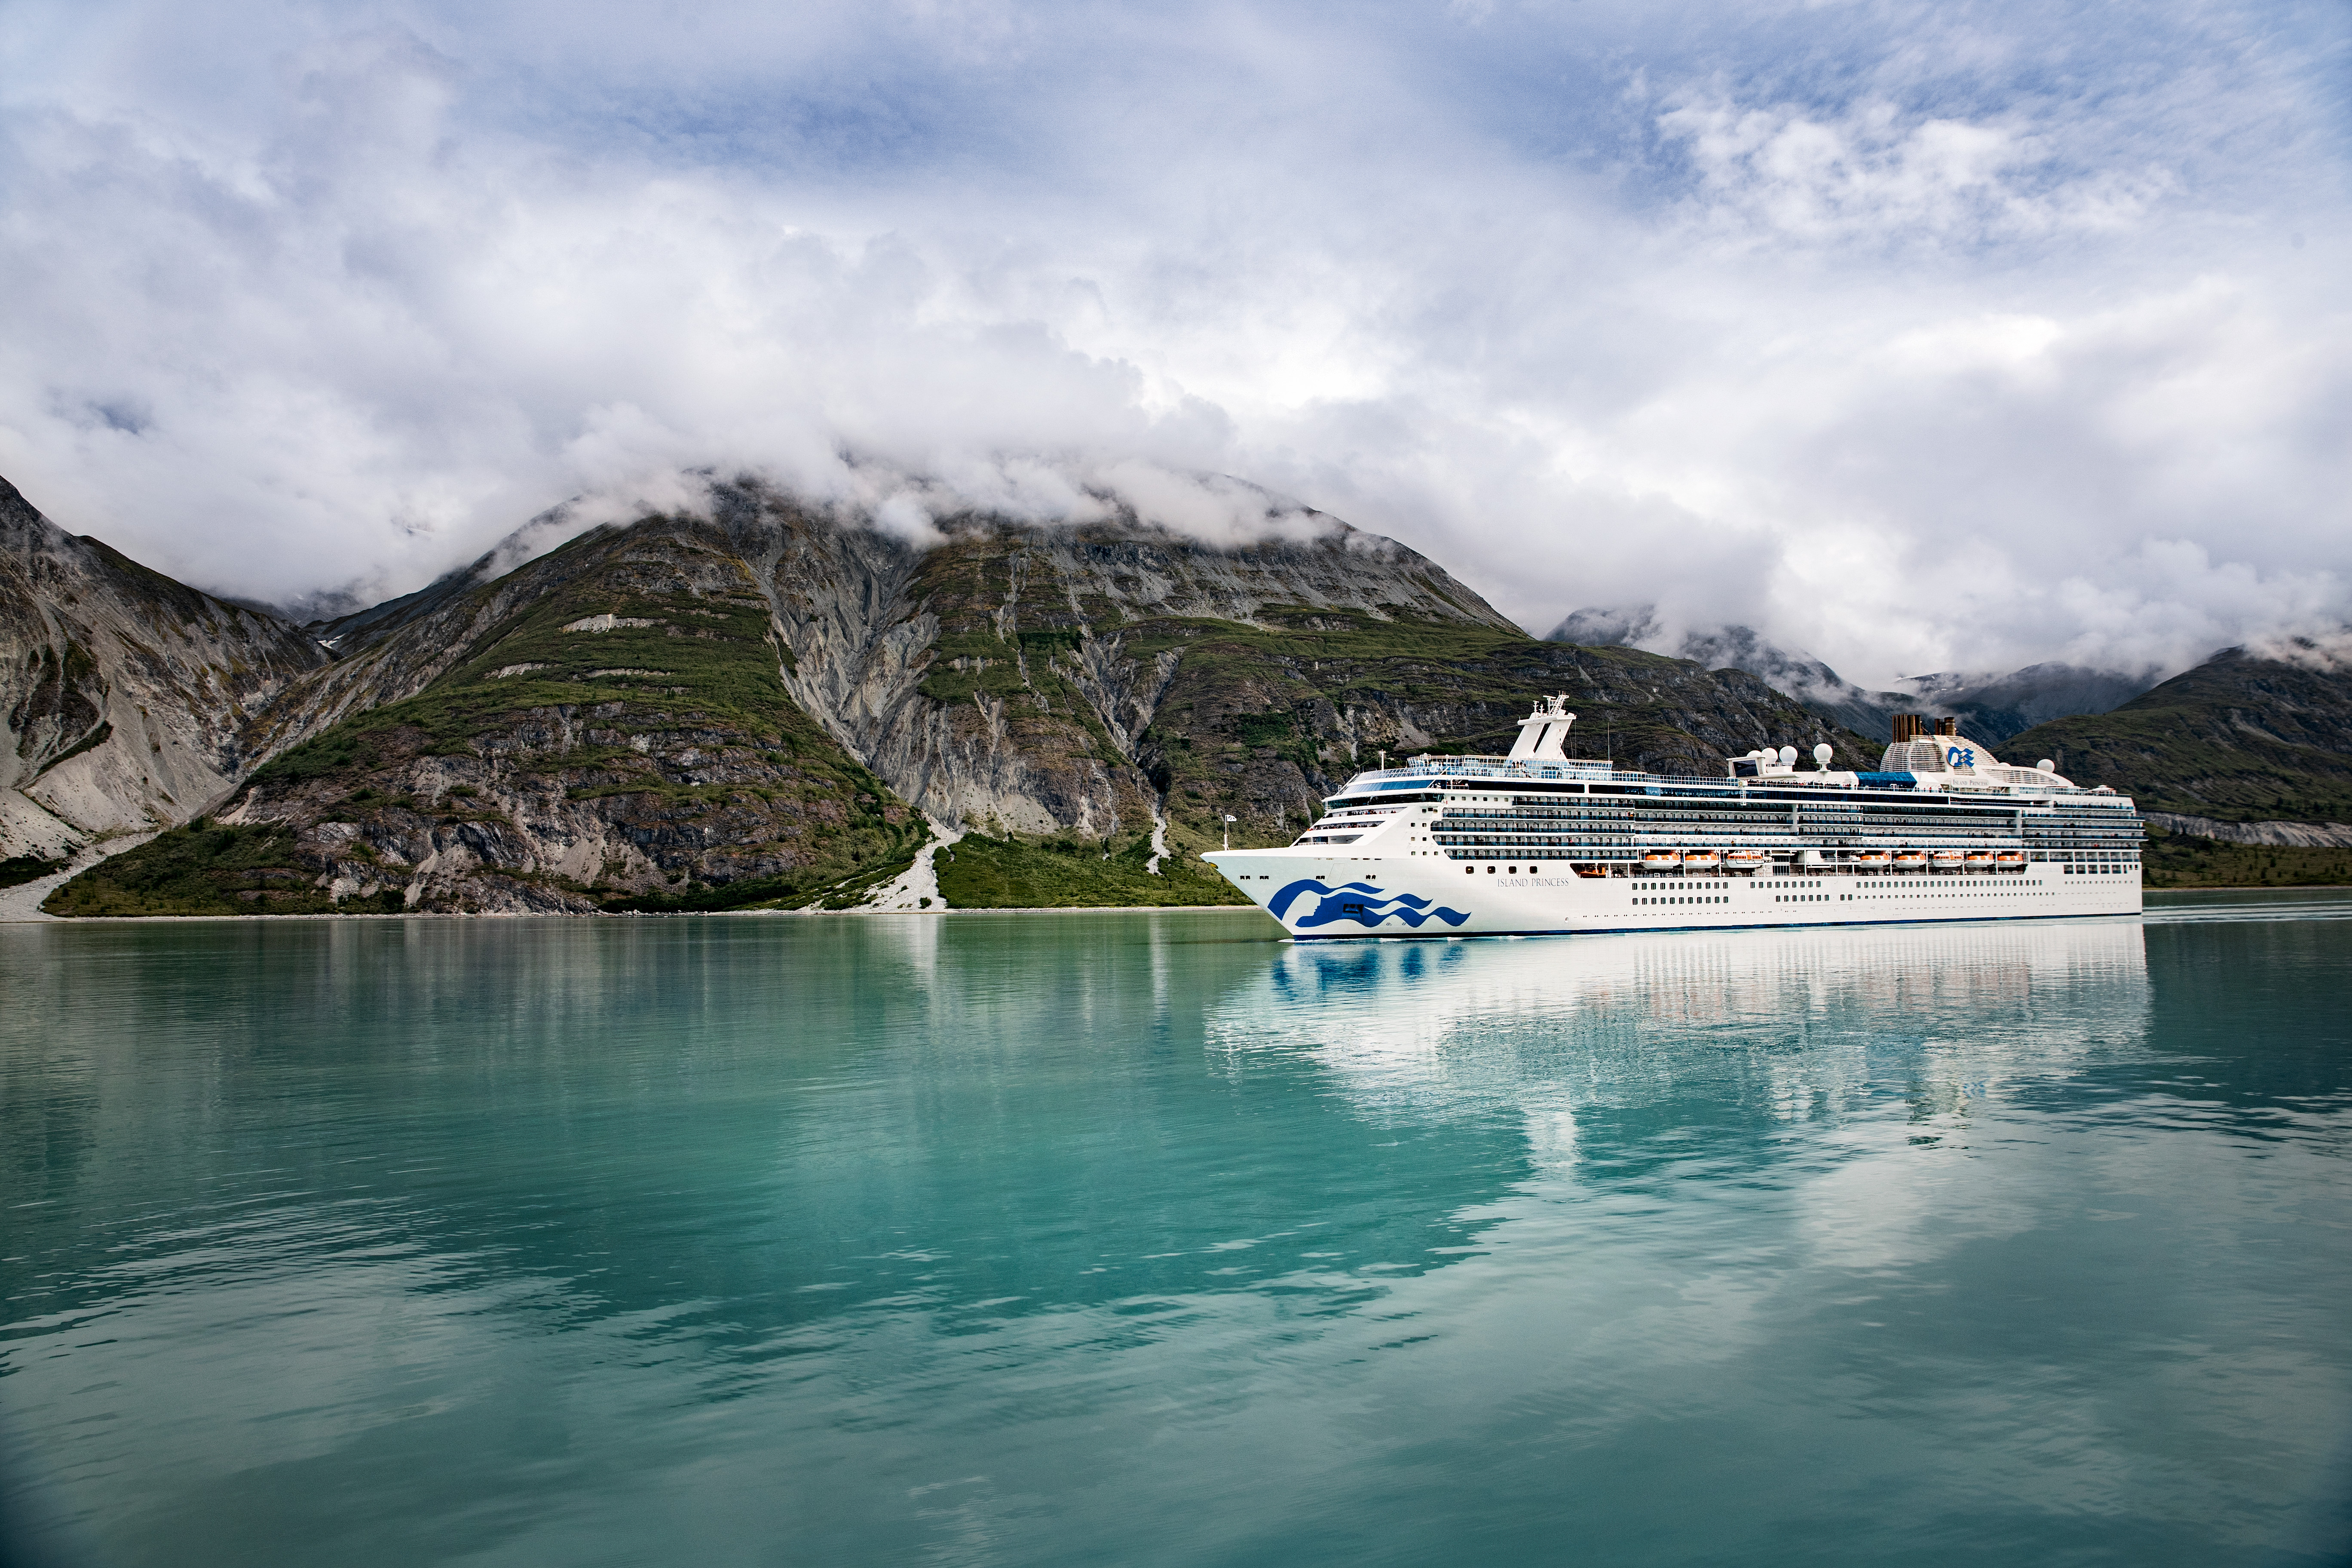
2139 828 2352 889
2005 644 2352 824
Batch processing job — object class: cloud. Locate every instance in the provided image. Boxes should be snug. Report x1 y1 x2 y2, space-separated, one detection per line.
1656 94 2168 245
0 0 2344 683
2245 627 2352 674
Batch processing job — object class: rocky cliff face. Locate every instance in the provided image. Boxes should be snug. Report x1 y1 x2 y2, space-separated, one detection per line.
48 514 926 915
45 471 1882 914
0 475 328 858
719 479 1521 846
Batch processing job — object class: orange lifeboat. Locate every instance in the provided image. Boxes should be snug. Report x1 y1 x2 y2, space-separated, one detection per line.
1892 851 1927 872
1681 849 1722 871
1724 848 1766 873
1994 851 2027 872
1854 850 1890 869
1963 851 1995 871
1641 850 1681 872
1573 864 1610 879
1930 850 1964 872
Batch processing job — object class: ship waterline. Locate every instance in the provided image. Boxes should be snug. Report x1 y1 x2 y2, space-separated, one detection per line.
1206 695 2143 937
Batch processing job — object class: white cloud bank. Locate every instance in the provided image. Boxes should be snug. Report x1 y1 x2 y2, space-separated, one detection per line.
0 0 2344 681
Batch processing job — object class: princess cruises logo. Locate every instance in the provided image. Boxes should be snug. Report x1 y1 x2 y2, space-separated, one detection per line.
1267 879 1471 931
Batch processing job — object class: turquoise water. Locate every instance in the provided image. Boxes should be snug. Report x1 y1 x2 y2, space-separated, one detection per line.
4 894 2350 1566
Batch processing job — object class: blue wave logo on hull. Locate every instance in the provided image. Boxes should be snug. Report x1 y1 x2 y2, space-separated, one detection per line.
1267 879 1470 931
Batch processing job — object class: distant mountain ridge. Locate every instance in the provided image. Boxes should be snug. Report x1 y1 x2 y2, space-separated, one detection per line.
1546 606 2155 748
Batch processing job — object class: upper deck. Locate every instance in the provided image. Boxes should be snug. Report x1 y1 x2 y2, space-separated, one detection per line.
1327 754 2135 810
1317 693 2132 810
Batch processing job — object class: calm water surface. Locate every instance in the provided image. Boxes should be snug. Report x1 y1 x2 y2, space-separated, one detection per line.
4 894 2350 1566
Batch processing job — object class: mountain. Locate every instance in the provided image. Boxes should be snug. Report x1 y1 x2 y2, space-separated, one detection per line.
1 475 328 861
39 472 1875 915
1546 606 2153 747
2000 638 2352 887
46 506 934 916
1900 663 2156 747
2005 640 2352 833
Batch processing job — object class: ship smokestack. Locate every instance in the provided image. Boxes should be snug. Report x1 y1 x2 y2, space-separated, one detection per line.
1891 713 1927 744
1935 717 1959 737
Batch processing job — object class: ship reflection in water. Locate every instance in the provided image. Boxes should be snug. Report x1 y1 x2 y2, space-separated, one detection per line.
1208 919 2149 1149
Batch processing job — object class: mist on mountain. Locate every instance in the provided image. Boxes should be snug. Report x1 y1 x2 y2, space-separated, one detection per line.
1547 606 2157 747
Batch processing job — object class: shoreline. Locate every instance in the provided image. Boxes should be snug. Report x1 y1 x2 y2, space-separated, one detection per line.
12 888 2351 925
2 902 1266 925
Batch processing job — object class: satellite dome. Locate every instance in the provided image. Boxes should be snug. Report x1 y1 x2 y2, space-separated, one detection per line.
2038 759 2055 772
1778 745 1798 766
1812 743 1834 765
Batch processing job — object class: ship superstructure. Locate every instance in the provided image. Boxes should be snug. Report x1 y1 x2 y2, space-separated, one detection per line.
1202 696 2143 937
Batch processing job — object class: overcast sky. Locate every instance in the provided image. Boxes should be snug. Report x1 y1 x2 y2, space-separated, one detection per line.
3 0 2346 685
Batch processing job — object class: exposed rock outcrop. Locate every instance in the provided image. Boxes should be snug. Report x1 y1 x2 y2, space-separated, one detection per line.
46 515 926 915
1 477 328 858
721 478 1521 845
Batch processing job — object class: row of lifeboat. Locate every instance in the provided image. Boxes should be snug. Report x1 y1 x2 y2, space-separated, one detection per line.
1639 849 1760 872
1637 848 2029 874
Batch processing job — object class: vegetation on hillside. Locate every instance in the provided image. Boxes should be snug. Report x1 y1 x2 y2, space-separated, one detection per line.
934 831 1246 909
2141 826 2352 889
0 852 73 889
42 821 404 916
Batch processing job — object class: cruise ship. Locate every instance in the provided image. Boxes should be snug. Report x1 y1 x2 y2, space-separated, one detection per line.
1201 696 2144 937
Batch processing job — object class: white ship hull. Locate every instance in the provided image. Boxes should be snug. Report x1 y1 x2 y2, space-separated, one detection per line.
1202 850 2142 938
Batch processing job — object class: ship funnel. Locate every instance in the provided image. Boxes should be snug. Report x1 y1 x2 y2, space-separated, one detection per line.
1505 694 1578 762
